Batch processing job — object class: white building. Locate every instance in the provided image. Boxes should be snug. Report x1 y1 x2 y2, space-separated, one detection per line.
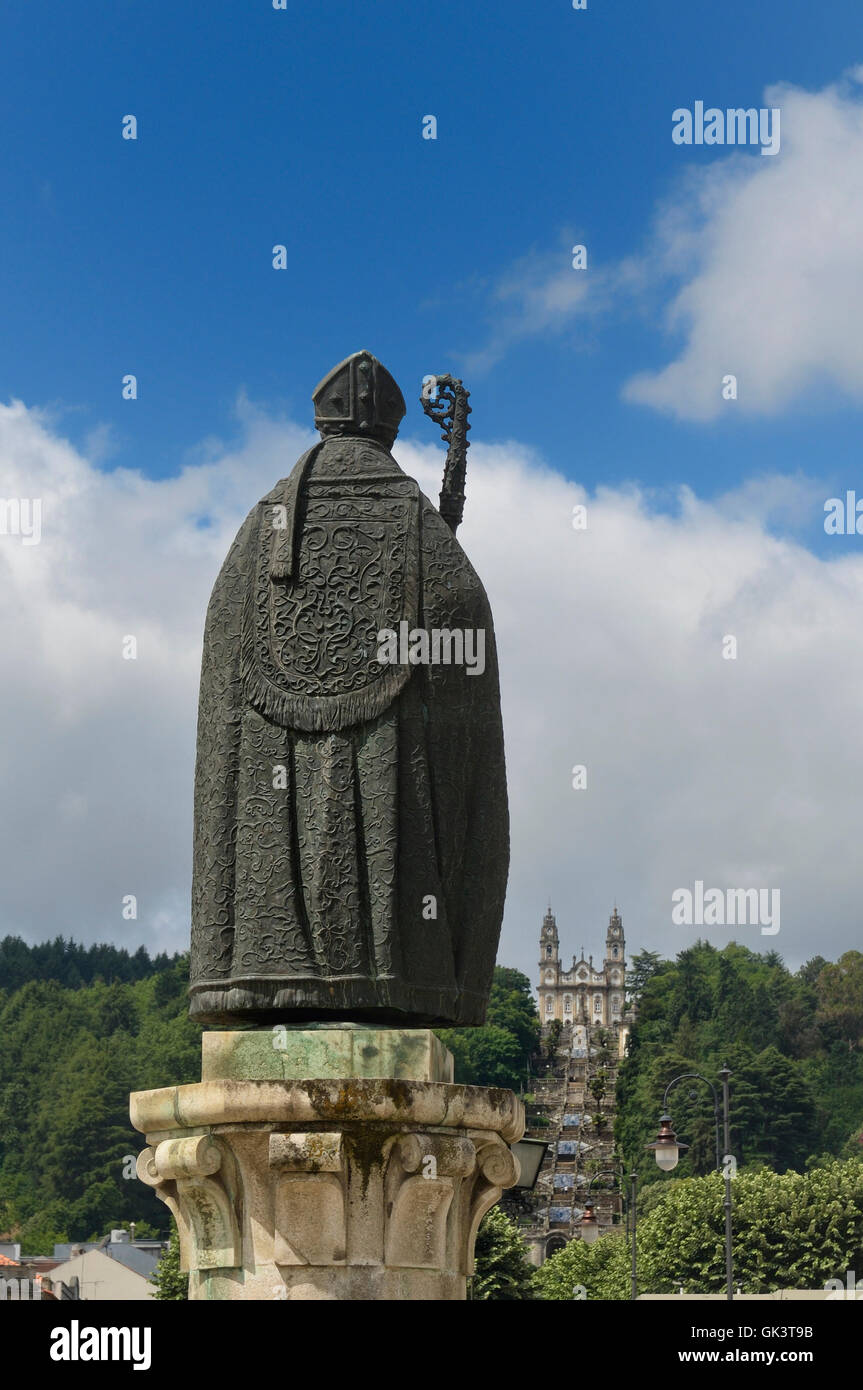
538 905 627 1039
45 1248 154 1301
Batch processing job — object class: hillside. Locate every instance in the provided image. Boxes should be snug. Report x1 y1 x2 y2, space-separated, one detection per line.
0 939 200 1252
0 943 539 1252
3 934 860 1256
617 941 863 1186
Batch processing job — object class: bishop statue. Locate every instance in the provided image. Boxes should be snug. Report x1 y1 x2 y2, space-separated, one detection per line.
189 351 508 1027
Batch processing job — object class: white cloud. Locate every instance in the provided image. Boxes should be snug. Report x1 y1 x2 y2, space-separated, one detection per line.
461 68 863 424
0 397 314 956
624 69 863 419
0 399 860 982
457 240 606 374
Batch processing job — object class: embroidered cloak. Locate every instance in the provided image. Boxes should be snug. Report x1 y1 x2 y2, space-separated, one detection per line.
188 435 508 1026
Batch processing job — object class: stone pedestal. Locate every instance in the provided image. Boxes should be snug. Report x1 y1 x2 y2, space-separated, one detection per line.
130 1028 524 1301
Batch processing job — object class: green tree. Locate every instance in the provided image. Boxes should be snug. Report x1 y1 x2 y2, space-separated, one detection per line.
669 947 714 1028
728 1045 816 1171
799 956 828 987
589 1071 607 1105
470 1207 536 1300
636 1162 863 1296
0 952 200 1247
438 965 539 1090
777 996 820 1059
15 1201 74 1255
615 941 862 1185
816 951 863 1051
438 1025 523 1088
487 968 541 1059
150 1221 188 1300
535 1230 630 1300
625 949 664 998
535 1160 863 1300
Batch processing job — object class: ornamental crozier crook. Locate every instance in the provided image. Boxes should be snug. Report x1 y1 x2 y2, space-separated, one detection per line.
421 374 471 534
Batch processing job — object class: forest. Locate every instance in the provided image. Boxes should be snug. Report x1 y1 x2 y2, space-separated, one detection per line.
0 941 199 1251
0 941 539 1252
1 933 861 1264
618 941 863 1185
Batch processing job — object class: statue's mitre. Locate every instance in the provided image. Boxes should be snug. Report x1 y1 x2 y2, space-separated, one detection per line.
312 350 406 446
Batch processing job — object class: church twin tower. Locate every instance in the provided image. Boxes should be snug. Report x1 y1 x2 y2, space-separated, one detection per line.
537 906 626 1030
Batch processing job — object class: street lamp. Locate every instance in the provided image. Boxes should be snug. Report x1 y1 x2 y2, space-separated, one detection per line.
575 1168 639 1299
511 1137 548 1190
646 1065 734 1301
645 1114 689 1172
577 1170 622 1245
579 1199 599 1245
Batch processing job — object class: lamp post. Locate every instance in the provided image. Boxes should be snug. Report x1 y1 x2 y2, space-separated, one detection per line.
579 1196 599 1245
646 1065 734 1301
576 1170 621 1243
575 1167 639 1300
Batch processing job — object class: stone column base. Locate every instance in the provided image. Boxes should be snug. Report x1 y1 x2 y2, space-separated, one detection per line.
130 1029 524 1301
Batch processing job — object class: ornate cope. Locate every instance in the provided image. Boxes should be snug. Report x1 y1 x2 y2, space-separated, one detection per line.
189 353 509 1028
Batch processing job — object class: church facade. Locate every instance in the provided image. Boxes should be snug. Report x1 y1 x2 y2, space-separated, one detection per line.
538 906 627 1033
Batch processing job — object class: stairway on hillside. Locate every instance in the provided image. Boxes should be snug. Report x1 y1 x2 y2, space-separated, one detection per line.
513 1020 625 1261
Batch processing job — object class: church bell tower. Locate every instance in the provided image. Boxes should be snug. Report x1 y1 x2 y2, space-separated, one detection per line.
605 907 625 965
540 906 559 965
538 908 560 1024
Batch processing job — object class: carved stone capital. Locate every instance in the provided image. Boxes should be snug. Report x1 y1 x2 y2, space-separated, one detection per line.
137 1135 241 1272
131 1065 523 1300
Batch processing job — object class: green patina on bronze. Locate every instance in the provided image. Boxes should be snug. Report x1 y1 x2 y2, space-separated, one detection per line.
201 1027 454 1083
188 352 509 1029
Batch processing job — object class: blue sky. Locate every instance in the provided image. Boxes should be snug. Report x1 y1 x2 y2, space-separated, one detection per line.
3 2 863 976
4 0 863 521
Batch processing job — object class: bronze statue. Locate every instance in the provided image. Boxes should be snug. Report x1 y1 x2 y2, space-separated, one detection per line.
189 351 508 1026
